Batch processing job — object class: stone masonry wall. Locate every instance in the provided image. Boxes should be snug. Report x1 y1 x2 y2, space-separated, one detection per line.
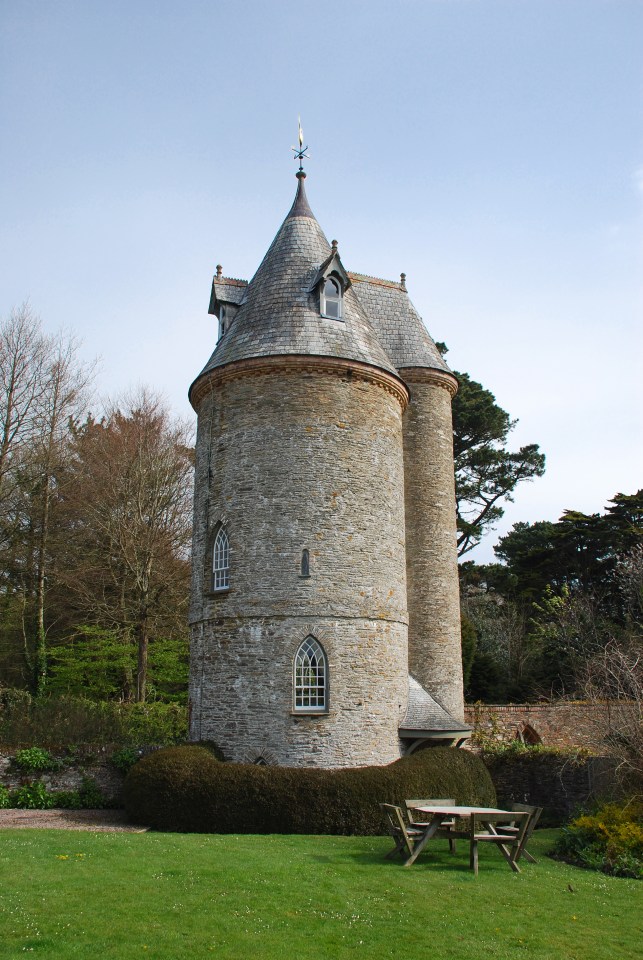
0 749 125 802
401 371 464 721
465 702 639 753
192 617 407 767
189 366 409 767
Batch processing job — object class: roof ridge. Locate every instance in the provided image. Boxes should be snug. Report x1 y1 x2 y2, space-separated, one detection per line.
215 277 248 287
348 271 405 290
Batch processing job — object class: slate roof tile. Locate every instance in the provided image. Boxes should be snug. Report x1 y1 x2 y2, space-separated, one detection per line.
191 175 452 400
400 677 471 733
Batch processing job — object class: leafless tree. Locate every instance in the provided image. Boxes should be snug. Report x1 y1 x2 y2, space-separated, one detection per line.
0 306 96 692
0 304 52 509
581 638 642 792
579 547 643 792
29 332 96 693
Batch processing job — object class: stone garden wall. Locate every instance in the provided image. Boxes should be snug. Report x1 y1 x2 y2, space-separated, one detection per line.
464 701 637 753
0 746 131 802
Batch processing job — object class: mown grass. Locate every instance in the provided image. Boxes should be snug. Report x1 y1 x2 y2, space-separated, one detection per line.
0 829 639 959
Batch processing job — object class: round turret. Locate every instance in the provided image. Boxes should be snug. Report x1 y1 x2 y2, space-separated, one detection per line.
188 174 411 766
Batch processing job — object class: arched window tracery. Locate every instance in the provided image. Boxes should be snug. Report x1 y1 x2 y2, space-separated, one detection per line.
321 276 342 320
212 526 230 591
293 636 328 712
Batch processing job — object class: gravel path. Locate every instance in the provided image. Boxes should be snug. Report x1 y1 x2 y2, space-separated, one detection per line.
0 809 149 832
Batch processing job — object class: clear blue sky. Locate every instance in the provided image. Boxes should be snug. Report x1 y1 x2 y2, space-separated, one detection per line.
1 0 641 561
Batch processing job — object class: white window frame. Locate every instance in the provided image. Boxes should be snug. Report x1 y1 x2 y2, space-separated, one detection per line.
293 636 328 713
321 275 343 321
212 527 230 591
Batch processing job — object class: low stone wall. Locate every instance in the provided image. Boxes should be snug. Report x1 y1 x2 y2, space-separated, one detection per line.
464 702 637 753
0 746 130 803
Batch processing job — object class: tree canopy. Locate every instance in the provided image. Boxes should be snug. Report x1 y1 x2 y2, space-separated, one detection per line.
460 490 643 702
0 306 193 703
437 344 546 555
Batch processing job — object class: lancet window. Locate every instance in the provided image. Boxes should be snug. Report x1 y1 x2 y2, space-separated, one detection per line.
321 276 342 320
293 636 328 712
212 526 230 591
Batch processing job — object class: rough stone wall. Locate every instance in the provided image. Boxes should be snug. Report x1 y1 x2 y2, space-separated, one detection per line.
191 617 407 766
465 702 639 753
189 365 409 767
401 371 464 721
0 752 124 802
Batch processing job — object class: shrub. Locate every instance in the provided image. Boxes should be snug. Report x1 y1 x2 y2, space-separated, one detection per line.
110 747 143 775
5 777 110 811
11 781 53 809
77 776 110 808
553 801 643 879
50 777 110 810
12 747 62 772
123 745 496 835
480 743 603 826
49 789 84 810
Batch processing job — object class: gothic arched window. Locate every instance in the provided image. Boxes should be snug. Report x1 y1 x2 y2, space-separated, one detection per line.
212 526 230 591
321 276 342 320
293 636 328 712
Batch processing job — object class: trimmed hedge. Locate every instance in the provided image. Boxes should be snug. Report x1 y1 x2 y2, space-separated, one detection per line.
123 745 496 835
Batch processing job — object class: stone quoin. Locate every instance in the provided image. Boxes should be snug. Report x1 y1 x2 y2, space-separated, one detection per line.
188 165 470 766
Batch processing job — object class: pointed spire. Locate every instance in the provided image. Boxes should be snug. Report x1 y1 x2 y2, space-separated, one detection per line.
286 169 315 219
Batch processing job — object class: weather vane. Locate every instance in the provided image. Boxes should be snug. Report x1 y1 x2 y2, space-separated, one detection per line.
292 117 310 171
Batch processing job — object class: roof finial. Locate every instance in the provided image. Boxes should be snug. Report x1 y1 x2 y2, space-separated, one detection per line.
291 116 310 175
216 264 223 279
400 272 407 291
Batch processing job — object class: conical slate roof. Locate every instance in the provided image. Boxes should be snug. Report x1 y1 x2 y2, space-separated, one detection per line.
191 174 400 392
399 677 471 737
349 274 451 374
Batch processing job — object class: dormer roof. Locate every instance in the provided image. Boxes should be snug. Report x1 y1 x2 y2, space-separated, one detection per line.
310 247 351 292
208 276 248 316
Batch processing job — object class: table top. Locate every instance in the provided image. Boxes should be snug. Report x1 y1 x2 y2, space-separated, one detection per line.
410 805 513 816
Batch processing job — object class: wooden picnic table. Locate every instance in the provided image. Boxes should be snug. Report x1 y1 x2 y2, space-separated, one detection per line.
404 804 528 871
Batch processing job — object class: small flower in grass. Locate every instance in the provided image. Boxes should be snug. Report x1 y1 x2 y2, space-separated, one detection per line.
56 855 69 860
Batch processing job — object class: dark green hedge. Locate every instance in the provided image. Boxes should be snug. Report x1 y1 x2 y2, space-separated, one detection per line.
123 745 496 835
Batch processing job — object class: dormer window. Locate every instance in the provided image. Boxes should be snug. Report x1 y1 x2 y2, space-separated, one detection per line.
321 277 342 320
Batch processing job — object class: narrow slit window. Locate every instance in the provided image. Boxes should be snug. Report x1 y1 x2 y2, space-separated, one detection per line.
212 527 230 591
294 636 327 712
322 277 342 320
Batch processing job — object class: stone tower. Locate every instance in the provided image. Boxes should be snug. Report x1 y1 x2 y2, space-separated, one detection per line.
188 169 469 766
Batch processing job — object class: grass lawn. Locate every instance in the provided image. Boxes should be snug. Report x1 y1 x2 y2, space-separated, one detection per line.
0 828 639 959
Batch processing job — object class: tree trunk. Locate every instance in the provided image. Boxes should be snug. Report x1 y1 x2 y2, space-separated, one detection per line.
136 617 149 703
34 474 51 697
